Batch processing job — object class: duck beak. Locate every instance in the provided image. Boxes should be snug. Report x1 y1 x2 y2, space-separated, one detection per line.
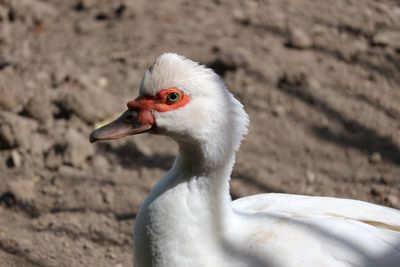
89 109 152 143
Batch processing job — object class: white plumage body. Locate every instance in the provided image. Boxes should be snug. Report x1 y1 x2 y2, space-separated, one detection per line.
99 53 400 267
134 164 400 267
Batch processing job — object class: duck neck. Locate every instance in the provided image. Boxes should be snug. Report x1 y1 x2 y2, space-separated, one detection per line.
174 140 235 222
134 139 237 266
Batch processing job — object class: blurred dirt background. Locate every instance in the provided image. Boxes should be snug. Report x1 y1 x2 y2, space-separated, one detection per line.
0 0 399 266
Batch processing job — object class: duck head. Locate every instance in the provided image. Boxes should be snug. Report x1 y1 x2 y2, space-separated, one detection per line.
90 53 248 158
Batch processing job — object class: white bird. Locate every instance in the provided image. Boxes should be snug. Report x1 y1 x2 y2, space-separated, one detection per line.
90 53 400 267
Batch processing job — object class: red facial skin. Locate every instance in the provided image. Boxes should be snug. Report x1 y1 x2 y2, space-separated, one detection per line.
126 88 190 125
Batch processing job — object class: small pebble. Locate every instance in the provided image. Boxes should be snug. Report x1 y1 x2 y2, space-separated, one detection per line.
232 9 250 25
74 0 93 11
272 105 286 117
306 170 316 183
369 152 382 164
100 188 114 205
10 150 22 168
387 194 399 207
106 250 117 260
24 94 52 123
307 78 320 90
287 28 312 49
0 112 38 149
217 49 250 70
6 179 36 203
98 77 108 88
372 31 400 49
393 7 400 17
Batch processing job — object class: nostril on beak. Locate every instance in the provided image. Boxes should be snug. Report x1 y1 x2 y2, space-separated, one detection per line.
124 110 137 121
124 114 133 121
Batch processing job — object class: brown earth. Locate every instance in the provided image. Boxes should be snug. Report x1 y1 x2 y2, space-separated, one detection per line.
0 0 400 266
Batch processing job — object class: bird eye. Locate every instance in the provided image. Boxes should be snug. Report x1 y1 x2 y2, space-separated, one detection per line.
166 92 180 103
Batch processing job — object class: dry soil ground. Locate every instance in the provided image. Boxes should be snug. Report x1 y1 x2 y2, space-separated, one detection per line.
0 0 400 266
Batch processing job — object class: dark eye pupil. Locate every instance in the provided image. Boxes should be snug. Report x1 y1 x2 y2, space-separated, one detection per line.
167 92 179 102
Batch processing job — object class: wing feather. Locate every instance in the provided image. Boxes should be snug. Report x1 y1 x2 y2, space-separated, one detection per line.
232 193 400 229
232 193 400 267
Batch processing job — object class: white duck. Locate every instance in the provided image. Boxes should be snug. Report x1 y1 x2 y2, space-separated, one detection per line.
90 53 400 267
